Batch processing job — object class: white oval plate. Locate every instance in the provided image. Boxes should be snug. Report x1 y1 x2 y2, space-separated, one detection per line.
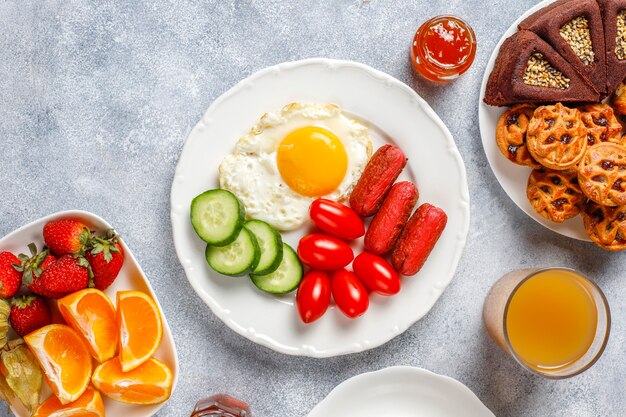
1 210 179 417
478 0 591 241
307 366 495 417
171 58 470 357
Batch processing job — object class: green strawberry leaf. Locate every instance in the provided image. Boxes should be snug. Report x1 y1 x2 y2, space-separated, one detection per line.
27 243 37 257
91 246 104 256
21 270 33 286
76 256 90 269
103 247 113 263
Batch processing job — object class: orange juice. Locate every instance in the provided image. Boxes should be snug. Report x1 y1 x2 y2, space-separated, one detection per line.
506 269 598 371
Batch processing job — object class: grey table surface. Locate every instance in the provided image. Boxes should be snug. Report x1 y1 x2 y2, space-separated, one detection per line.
1 0 624 416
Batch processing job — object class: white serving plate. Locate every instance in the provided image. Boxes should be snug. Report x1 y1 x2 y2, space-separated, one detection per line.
171 58 470 357
0 210 178 417
307 366 495 417
478 0 591 241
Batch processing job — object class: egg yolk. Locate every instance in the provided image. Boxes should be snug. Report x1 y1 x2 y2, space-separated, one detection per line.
276 126 348 197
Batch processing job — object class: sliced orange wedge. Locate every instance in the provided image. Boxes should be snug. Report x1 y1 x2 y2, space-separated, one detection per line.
117 290 162 372
58 288 118 363
24 324 92 405
32 386 105 417
92 357 173 405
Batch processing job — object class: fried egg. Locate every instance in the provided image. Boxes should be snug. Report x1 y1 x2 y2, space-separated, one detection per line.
219 102 373 230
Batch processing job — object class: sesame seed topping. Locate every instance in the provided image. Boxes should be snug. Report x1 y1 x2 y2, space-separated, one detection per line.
616 10 626 60
523 53 570 89
560 16 595 66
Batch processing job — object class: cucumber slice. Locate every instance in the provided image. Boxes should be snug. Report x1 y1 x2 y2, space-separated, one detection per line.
250 243 302 294
191 189 244 246
244 220 283 275
205 227 260 276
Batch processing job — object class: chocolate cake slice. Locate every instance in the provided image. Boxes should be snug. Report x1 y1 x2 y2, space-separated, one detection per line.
597 0 626 94
519 0 607 96
484 30 600 106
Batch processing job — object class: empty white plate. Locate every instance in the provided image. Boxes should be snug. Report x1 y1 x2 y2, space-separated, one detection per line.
307 366 495 417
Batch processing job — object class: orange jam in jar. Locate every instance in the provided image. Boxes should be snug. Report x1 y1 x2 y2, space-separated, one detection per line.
410 16 477 82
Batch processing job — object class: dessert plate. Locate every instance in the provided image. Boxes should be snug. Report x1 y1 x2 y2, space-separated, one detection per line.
0 210 179 417
171 58 470 357
478 0 591 241
307 366 495 417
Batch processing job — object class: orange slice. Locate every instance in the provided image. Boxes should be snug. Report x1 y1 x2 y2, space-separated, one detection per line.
24 324 92 405
33 386 105 417
92 357 173 405
58 288 118 363
117 290 162 372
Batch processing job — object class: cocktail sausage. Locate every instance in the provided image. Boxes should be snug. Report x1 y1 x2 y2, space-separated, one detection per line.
391 203 447 276
349 145 407 217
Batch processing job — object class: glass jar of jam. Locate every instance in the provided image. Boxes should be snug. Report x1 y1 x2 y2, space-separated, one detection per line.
410 16 477 82
190 394 251 417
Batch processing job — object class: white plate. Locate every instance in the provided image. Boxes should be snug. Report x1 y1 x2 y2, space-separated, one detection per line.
171 58 470 357
1 210 179 417
478 0 591 241
307 366 495 417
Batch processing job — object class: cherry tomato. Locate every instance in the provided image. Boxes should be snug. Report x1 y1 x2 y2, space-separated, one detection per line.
296 270 331 324
353 252 401 296
331 269 369 318
310 199 365 240
297 234 354 270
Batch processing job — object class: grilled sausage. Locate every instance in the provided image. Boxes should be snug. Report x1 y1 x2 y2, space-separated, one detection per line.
391 203 447 276
349 145 407 217
364 181 418 255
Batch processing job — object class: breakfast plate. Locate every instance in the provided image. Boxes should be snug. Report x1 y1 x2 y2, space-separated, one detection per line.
307 366 495 417
171 58 470 357
478 0 591 241
0 210 179 417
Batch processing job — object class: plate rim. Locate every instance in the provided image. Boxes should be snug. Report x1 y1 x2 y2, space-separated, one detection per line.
1 209 180 417
477 0 593 242
171 57 470 357
306 365 496 417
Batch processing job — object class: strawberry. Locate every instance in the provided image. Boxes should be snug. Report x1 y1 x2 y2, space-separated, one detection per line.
43 218 91 256
0 252 22 299
15 244 65 299
9 295 51 336
40 254 89 293
85 229 124 290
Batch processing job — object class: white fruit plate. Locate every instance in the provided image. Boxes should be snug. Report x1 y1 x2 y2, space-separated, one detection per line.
307 366 495 417
0 210 178 417
171 58 470 357
478 0 591 241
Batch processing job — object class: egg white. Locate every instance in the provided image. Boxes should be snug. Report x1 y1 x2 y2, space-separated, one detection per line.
219 102 372 231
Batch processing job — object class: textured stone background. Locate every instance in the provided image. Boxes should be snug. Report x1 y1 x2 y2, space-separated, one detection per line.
0 0 624 416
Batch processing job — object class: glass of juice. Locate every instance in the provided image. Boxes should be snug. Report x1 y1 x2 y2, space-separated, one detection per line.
483 268 610 378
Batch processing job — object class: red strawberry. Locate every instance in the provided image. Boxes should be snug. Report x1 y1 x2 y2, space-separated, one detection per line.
9 295 51 336
85 230 124 290
40 254 89 293
43 218 91 256
16 244 65 299
0 252 22 299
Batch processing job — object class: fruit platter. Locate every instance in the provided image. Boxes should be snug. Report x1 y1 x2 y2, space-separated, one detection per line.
0 211 178 417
